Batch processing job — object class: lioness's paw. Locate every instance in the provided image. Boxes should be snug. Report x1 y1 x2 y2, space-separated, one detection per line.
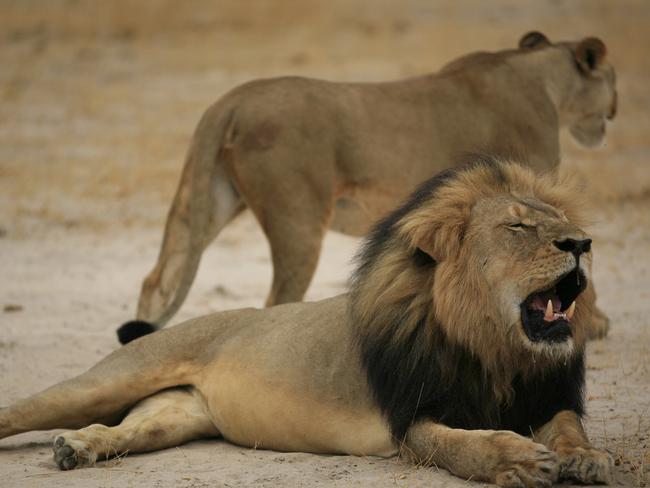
490 432 558 488
557 445 613 484
587 306 610 340
53 434 97 470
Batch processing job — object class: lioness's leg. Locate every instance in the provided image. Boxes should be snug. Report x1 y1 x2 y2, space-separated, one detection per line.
582 280 610 340
264 215 329 306
52 387 218 470
242 182 333 306
404 421 558 487
534 410 613 484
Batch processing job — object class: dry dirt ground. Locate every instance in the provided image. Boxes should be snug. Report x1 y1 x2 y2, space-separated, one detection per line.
1 1 649 487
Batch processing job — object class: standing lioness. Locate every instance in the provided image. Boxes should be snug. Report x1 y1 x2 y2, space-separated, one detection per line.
119 31 616 343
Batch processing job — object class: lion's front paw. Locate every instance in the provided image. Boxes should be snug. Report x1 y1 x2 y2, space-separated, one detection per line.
556 445 613 484
53 434 97 470
490 432 558 488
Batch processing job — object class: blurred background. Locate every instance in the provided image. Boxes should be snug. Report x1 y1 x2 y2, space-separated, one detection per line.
0 1 649 486
0 0 648 234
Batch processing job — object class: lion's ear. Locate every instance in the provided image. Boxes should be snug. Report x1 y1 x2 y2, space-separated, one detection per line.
519 31 550 50
575 37 607 73
403 207 469 263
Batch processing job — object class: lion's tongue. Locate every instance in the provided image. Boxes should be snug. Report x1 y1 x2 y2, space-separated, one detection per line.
531 292 561 312
530 292 565 323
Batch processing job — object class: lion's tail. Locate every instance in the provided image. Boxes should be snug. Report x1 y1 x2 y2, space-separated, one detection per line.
117 103 242 344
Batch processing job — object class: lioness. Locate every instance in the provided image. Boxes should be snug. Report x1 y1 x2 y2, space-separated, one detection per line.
2 161 612 486
118 31 617 343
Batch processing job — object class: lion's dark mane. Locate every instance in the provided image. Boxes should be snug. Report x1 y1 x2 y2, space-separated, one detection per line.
350 161 585 442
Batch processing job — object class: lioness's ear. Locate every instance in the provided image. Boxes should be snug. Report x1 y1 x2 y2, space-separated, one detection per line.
575 37 607 72
519 31 550 49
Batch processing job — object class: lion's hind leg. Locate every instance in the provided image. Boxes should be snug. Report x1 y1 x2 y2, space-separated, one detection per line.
404 421 558 487
53 387 219 470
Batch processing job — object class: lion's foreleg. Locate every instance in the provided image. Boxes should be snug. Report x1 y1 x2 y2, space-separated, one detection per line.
404 421 558 487
534 410 613 484
52 387 219 470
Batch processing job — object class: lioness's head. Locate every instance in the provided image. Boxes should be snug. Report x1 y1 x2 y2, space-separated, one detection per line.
519 31 617 148
352 159 592 377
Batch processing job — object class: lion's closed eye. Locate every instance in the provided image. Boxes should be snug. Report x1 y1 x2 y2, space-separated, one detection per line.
505 222 532 231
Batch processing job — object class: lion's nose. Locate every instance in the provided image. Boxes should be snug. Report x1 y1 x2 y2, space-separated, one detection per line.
553 238 592 256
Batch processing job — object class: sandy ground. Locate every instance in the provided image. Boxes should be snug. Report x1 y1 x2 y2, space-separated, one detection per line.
1 1 649 486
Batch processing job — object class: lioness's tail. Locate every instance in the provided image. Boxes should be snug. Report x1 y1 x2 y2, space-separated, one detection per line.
0 319 217 440
117 104 243 344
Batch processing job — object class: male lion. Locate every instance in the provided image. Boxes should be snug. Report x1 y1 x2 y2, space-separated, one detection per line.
118 31 616 343
2 161 613 486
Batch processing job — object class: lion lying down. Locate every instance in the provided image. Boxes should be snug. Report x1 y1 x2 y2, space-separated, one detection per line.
0 161 612 486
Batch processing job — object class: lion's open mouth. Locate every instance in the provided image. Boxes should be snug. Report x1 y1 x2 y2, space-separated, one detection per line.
520 267 587 343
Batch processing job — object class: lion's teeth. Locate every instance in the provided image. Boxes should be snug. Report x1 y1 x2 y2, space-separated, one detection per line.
544 299 554 321
566 301 576 320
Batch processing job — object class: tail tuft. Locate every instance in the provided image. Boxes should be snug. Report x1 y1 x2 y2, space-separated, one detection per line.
117 320 157 345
